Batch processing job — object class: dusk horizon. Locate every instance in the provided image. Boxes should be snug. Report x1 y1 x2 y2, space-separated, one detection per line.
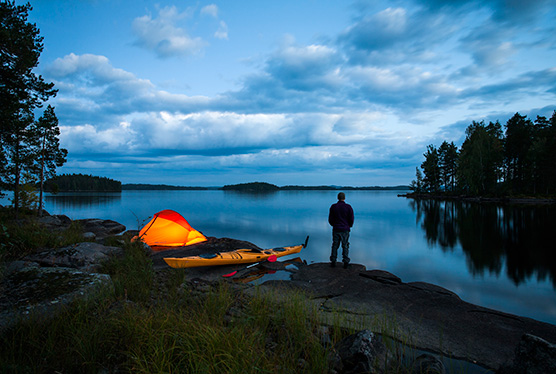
21 0 556 187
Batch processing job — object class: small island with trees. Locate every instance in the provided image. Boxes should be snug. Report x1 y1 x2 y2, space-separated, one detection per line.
44 174 122 192
222 182 410 192
409 111 556 200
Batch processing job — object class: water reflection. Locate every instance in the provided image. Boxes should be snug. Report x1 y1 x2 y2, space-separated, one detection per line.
45 192 122 209
223 190 278 200
410 199 556 288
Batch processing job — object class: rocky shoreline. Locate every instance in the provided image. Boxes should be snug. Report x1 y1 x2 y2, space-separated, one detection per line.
2 213 556 373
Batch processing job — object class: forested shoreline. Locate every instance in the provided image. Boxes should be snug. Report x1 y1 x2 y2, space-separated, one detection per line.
44 174 121 192
122 184 210 190
412 111 556 197
222 182 410 191
38 178 410 193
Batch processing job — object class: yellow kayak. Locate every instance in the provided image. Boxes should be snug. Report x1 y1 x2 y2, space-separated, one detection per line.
163 237 308 269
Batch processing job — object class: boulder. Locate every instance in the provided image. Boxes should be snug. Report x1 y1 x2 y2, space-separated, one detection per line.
498 334 556 374
35 215 125 241
75 218 126 240
82 232 97 241
36 214 72 231
410 353 445 374
333 329 389 374
24 242 123 272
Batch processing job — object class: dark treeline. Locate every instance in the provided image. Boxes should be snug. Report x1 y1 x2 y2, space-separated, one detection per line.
222 182 280 191
413 111 556 196
122 184 210 190
45 174 121 192
281 185 410 191
222 182 411 191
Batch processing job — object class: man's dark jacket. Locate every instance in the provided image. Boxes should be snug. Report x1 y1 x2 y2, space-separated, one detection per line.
328 200 354 232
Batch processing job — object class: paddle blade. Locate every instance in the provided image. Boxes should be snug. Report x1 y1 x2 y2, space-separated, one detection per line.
223 255 277 278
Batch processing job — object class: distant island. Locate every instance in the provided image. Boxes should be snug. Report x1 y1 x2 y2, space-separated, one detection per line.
45 175 410 192
222 182 410 191
125 181 410 191
122 184 211 191
45 174 122 192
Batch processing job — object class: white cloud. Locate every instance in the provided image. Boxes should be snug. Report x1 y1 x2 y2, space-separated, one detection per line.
60 122 139 153
135 111 320 152
132 5 206 58
201 4 219 18
48 53 136 82
215 21 228 40
375 7 408 35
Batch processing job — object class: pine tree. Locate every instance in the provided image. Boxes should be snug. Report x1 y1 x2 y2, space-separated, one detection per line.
504 113 534 193
410 167 424 193
421 145 441 193
458 121 503 195
28 106 67 215
0 1 58 214
438 141 458 192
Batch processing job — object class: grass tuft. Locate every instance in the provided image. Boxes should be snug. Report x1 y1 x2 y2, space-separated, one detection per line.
101 240 154 303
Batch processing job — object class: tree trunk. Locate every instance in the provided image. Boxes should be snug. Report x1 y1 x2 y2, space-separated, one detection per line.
38 132 46 217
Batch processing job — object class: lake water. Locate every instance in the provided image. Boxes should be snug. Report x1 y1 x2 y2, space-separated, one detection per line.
5 190 556 325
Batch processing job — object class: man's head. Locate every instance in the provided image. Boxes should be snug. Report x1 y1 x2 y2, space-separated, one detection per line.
337 192 345 201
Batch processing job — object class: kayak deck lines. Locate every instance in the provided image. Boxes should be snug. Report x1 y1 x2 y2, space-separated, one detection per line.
163 236 309 269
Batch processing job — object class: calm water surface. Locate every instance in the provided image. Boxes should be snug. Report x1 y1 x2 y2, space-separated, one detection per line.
14 190 556 325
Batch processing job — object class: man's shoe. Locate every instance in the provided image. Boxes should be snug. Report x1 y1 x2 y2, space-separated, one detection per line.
343 262 349 269
330 261 336 268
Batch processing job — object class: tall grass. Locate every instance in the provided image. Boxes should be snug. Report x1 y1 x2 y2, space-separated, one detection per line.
0 283 337 373
101 240 154 302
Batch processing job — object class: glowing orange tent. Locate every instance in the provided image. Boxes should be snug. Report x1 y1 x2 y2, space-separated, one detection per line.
135 210 207 247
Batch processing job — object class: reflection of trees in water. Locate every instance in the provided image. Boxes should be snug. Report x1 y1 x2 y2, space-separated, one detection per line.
410 199 556 288
411 199 459 249
223 190 277 200
45 193 121 209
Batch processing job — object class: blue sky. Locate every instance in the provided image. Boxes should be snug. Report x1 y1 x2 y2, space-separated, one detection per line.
21 0 556 186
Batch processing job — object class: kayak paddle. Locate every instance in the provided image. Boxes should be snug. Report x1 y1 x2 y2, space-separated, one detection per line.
222 254 277 278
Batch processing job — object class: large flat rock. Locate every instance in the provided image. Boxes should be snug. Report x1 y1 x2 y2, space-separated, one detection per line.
232 262 556 371
0 265 112 331
150 240 556 371
25 242 123 272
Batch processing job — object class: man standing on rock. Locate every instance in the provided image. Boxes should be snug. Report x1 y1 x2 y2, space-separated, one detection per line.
328 192 354 269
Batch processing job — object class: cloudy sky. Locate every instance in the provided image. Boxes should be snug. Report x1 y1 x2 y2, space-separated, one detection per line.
22 0 556 186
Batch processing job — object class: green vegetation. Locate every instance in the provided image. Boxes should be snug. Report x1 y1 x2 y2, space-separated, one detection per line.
0 208 86 263
44 173 122 192
413 111 556 197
